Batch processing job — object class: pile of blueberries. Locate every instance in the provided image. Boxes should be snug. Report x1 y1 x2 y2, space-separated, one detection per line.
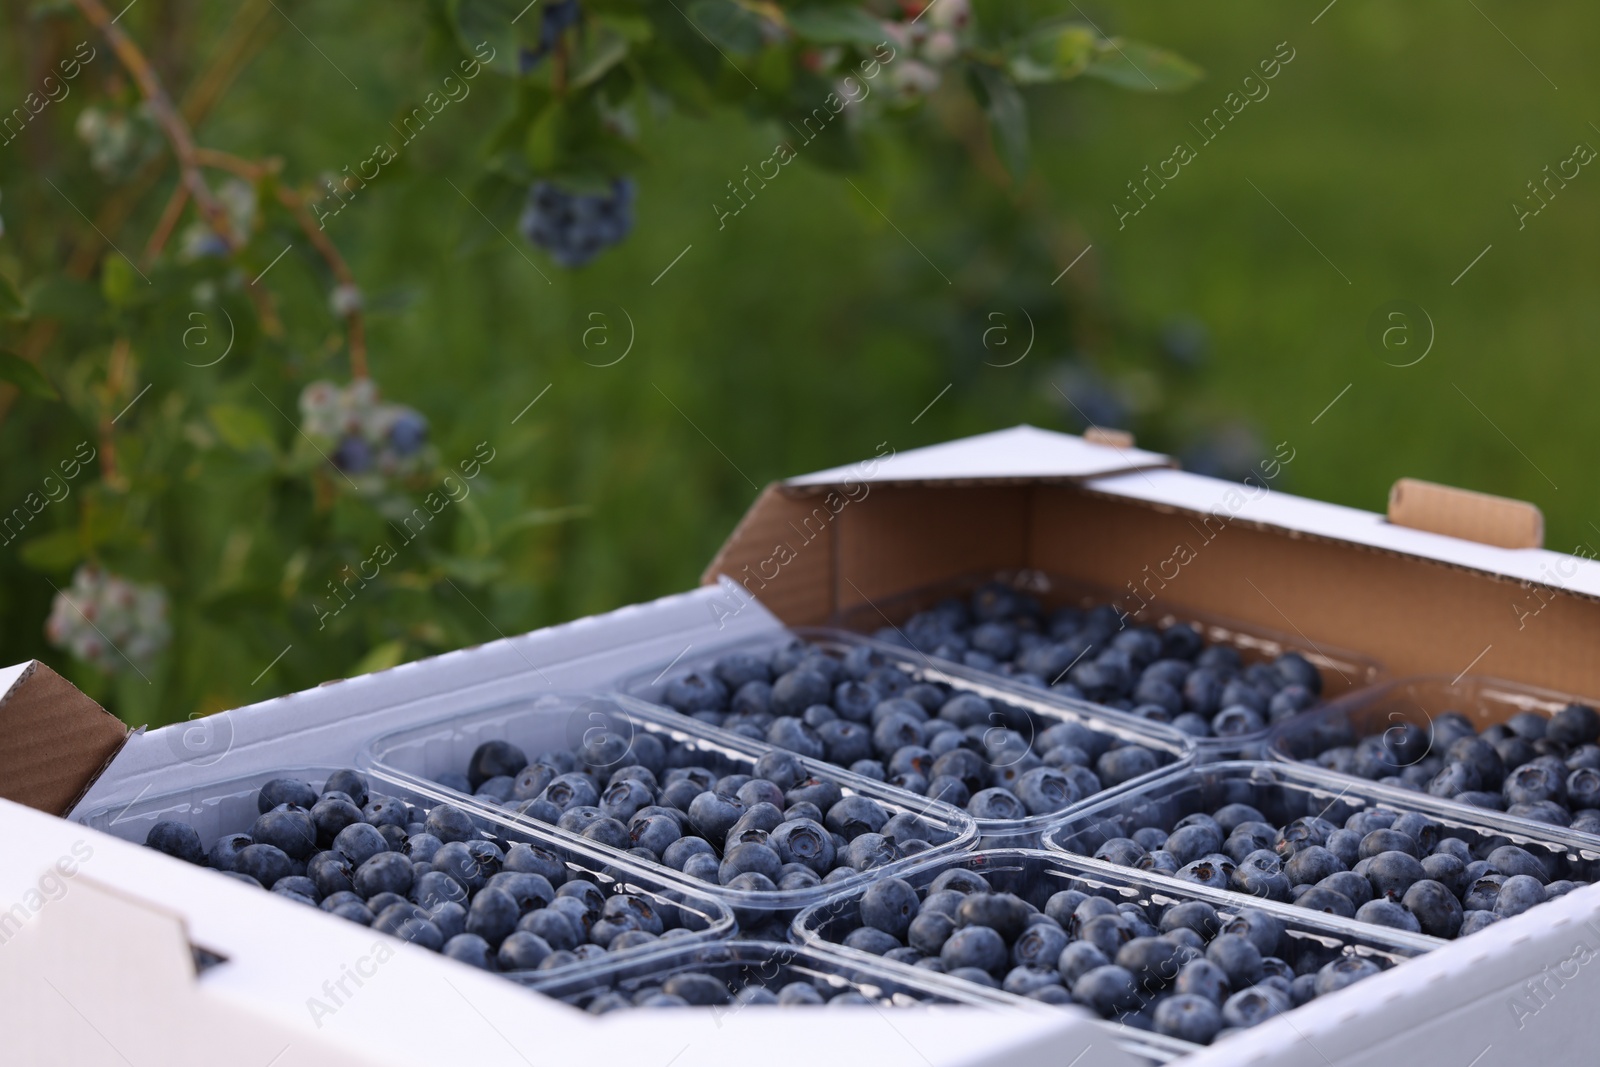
562 945 932 1013
518 178 635 268
822 865 1393 1045
656 640 1173 824
1075 796 1591 939
871 581 1327 740
1297 702 1600 834
141 770 717 974
444 736 956 895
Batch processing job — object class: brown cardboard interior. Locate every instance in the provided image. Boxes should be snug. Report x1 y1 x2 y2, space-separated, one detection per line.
702 482 1600 699
0 661 129 816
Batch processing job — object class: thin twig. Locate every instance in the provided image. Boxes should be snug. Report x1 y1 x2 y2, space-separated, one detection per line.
141 182 190 266
72 0 236 246
274 184 368 378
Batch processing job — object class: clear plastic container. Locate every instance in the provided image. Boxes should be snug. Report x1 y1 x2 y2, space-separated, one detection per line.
1265 674 1600 845
1044 760 1600 940
621 630 1194 848
362 693 978 926
73 765 737 978
791 847 1424 1055
517 937 1015 1009
1267 672 1595 762
829 568 1384 759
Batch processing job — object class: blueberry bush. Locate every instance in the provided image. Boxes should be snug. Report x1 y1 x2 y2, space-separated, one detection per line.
0 1 1197 726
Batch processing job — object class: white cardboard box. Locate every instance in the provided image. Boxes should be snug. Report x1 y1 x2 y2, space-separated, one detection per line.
5 426 1600 1065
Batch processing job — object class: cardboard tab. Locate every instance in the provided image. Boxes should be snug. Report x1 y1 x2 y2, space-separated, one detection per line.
1387 477 1544 550
0 662 129 816
1083 427 1135 450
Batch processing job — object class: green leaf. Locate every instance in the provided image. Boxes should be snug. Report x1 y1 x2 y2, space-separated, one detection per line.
350 639 407 676
524 100 568 171
19 528 83 573
688 0 767 56
208 402 278 455
1007 22 1096 85
100 253 139 310
786 6 884 46
1084 38 1202 92
969 65 1028 180
26 275 103 319
451 0 523 76
0 350 59 400
570 25 632 90
0 272 24 318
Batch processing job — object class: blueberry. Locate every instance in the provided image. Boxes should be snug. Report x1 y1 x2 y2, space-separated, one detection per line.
235 843 293 887
443 933 496 970
859 878 920 939
682 854 720 882
1097 746 1161 786
1176 858 1234 891
146 821 205 865
818 721 875 765
1493 874 1547 919
956 893 1033 942
1214 705 1267 736
1205 934 1262 988
1487 845 1549 883
420 899 462 945
1395 878 1460 936
1354 898 1421 933
1462 874 1505 912
777 982 827 1005
968 788 1027 820
908 911 956 955
1174 957 1230 1004
1155 993 1223 1043
250 808 318 861
1296 886 1356 919
1550 703 1600 746
1460 910 1499 936
256 778 318 813
940 925 1008 975
718 842 783 885
306 851 356 898
845 833 898 871
465 741 528 791
1366 851 1425 901
1010 922 1070 969
826 796 889 840
843 927 901 955
1313 956 1381 996
206 833 253 872
1077 914 1133 960
1073 964 1141 1015
1221 984 1289 1028
354 851 415 899
769 818 836 874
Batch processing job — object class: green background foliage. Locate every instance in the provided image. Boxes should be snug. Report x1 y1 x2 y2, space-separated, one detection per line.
0 1 1589 728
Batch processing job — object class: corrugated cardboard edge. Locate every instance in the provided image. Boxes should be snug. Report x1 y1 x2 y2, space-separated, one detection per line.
0 661 130 817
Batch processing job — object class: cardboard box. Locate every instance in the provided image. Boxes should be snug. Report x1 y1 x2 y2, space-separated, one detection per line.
7 424 1600 1065
0 583 1121 1067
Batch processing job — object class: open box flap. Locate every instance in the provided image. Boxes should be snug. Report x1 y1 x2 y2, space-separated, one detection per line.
704 426 1600 695
784 424 1174 488
0 661 129 817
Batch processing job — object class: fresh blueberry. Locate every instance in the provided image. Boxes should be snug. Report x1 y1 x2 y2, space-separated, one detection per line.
940 925 1008 975
234 843 293 887
859 878 920 939
1353 898 1421 934
443 933 496 970
146 821 206 865
1072 964 1141 1015
1493 874 1547 919
1221 984 1289 1028
1155 993 1223 1043
1205 934 1262 988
